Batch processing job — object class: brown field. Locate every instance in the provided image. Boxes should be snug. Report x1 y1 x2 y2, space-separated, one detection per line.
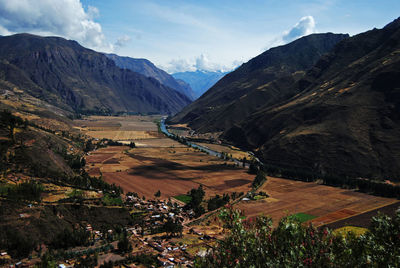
133 138 187 148
81 115 253 199
75 115 162 140
235 177 398 227
85 130 162 140
86 144 253 199
80 115 398 229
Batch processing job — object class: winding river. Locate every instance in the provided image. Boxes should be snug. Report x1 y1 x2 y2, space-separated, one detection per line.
160 117 223 158
160 118 265 169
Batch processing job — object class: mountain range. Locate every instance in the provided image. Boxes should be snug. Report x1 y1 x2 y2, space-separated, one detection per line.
105 53 195 100
0 34 191 115
170 18 400 180
171 33 349 132
172 70 227 99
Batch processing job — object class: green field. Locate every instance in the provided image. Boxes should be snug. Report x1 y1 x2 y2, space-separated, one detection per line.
288 212 317 223
174 194 192 203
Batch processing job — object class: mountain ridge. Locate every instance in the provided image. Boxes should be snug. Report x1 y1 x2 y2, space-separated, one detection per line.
170 33 349 132
105 53 195 100
221 17 400 179
0 33 191 115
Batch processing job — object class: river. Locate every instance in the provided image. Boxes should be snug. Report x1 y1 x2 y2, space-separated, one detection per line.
160 117 264 169
160 117 223 158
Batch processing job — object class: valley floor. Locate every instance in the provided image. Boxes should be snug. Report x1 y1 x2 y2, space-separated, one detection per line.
81 115 399 229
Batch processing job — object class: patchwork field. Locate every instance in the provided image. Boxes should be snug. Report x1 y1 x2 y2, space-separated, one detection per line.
81 115 254 199
80 115 399 229
75 115 162 141
86 145 253 199
235 177 398 227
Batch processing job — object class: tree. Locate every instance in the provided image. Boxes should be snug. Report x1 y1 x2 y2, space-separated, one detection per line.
185 185 205 217
0 110 25 143
207 194 230 211
163 218 183 237
242 157 247 168
248 160 259 174
196 208 400 267
117 234 132 254
154 190 161 198
252 170 266 188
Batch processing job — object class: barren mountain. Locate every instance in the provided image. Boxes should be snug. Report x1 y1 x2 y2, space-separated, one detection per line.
170 33 348 132
0 34 191 115
222 18 400 180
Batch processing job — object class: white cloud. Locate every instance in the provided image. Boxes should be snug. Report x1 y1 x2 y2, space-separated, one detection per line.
0 0 112 52
114 35 132 49
165 58 196 73
264 16 317 50
282 16 316 43
0 24 11 35
163 54 241 73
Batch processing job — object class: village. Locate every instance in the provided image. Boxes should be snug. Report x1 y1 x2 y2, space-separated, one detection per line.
1 190 226 267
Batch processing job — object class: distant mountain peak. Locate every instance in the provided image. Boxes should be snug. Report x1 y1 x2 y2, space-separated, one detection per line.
105 53 195 100
172 70 227 99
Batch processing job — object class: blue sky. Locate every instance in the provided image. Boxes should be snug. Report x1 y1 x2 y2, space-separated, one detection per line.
0 0 399 73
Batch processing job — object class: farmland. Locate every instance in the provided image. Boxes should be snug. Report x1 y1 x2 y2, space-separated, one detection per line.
81 115 399 230
74 115 163 141
235 176 399 227
82 116 254 199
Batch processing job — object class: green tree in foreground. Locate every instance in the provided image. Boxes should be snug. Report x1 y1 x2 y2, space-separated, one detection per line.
196 207 400 267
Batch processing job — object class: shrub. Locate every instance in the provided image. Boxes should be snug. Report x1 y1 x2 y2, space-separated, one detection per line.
196 208 400 267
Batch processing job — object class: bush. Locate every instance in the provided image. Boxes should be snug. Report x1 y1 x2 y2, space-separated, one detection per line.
196 208 400 267
102 193 123 206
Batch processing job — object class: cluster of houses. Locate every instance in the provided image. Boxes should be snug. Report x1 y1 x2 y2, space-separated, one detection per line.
4 194 219 267
125 194 199 267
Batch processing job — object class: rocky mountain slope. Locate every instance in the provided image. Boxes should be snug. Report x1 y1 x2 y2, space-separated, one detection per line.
0 34 191 115
106 53 195 100
221 18 400 180
170 33 348 131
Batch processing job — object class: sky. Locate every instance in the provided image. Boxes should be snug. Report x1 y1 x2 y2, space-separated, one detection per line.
0 0 399 73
